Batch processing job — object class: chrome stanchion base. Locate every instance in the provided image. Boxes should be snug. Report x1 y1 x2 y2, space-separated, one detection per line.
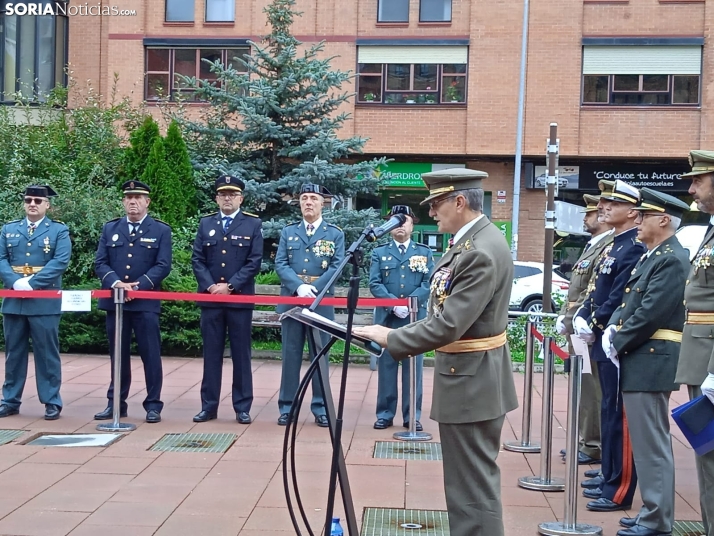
392 431 433 442
503 440 541 453
518 475 565 491
538 521 602 536
96 422 136 432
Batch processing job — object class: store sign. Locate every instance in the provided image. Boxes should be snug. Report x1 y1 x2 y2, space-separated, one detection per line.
492 220 512 246
377 162 465 188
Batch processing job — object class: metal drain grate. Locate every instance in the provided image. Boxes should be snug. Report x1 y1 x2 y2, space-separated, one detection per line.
673 520 705 536
361 508 449 535
373 441 442 461
0 429 25 446
150 433 236 453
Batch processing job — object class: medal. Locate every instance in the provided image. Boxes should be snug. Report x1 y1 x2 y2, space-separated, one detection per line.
209 229 216 237
112 234 119 242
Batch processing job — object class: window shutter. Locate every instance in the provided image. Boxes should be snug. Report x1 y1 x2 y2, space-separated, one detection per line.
358 46 468 65
582 46 701 75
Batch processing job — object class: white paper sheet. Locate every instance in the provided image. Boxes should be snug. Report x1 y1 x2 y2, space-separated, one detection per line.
61 291 92 312
569 335 592 374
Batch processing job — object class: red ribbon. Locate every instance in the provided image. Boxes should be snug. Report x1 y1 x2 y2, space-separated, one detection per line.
529 324 569 359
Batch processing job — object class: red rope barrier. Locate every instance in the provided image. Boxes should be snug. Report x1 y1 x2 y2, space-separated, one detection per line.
530 324 545 342
550 340 569 360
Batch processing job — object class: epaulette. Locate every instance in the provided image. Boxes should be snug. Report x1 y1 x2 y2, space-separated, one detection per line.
286 221 299 227
108 217 121 223
200 212 218 219
243 212 259 218
327 223 342 231
8 219 21 224
414 242 430 249
153 218 172 227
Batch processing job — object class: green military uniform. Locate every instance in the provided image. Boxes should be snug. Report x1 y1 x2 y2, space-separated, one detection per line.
385 169 518 536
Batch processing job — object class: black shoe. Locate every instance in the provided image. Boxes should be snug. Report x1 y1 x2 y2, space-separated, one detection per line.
146 410 161 423
236 412 251 424
616 526 671 536
560 448 566 457
44 404 61 421
581 476 604 489
277 413 292 426
94 406 127 420
577 452 601 465
374 418 394 429
584 469 602 478
0 404 19 418
402 420 423 432
193 411 217 423
583 487 602 499
586 498 632 512
619 517 638 528
315 415 329 427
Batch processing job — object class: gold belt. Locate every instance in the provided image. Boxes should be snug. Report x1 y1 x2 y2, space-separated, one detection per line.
438 332 507 354
11 266 43 275
616 325 682 342
298 275 320 284
686 312 714 325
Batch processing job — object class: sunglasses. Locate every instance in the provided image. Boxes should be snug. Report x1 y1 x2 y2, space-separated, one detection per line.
428 195 458 210
24 197 46 205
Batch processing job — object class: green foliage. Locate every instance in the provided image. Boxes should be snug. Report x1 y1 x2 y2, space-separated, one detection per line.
122 115 160 184
255 270 280 285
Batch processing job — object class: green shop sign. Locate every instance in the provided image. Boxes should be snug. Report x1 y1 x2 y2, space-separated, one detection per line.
492 220 512 246
377 163 464 188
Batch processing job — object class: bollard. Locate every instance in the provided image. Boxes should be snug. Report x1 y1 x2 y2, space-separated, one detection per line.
538 353 602 536
97 287 136 433
393 296 432 442
504 321 541 453
519 337 564 491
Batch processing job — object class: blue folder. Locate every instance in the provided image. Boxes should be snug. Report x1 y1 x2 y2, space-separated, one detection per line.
671 395 714 456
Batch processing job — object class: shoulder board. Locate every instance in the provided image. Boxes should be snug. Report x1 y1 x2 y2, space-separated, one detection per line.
327 223 342 231
243 212 259 218
286 221 300 227
8 219 21 224
52 220 66 225
107 217 122 223
202 212 219 219
413 242 430 248
153 218 172 227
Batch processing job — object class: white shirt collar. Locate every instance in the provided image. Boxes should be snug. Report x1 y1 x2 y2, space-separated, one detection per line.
304 217 323 230
646 244 660 258
127 214 148 227
220 209 241 220
451 214 485 246
27 217 45 228
588 228 613 247
394 239 411 251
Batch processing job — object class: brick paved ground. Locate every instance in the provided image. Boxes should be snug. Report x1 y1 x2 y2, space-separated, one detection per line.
0 354 703 535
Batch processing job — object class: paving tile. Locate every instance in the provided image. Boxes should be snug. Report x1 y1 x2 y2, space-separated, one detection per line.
0 508 88 536
23 473 134 512
83 502 176 527
68 524 157 536
26 447 100 465
153 513 246 536
75 455 155 474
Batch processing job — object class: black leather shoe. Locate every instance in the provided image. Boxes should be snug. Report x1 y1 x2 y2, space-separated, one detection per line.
315 415 329 427
236 412 251 424
146 410 161 423
374 418 394 429
584 469 602 478
617 526 671 536
94 406 127 420
583 487 602 499
193 411 217 423
578 452 601 465
277 413 292 426
619 517 638 528
581 476 604 489
402 421 424 431
560 448 566 457
44 404 61 421
0 404 19 418
587 498 632 512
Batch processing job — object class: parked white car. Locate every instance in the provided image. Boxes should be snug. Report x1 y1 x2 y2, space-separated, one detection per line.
510 261 570 314
675 224 707 261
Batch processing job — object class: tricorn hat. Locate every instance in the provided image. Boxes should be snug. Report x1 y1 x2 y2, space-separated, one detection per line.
385 205 419 224
300 183 331 197
23 185 58 198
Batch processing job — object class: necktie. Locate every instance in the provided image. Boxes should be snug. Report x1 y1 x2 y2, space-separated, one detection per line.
130 223 139 236
584 241 593 253
28 222 36 236
223 217 233 234
398 244 406 256
306 223 314 236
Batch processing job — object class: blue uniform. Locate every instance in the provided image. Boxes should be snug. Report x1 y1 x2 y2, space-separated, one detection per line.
576 227 645 507
95 215 172 413
275 220 345 417
0 217 71 410
191 211 263 415
369 240 433 424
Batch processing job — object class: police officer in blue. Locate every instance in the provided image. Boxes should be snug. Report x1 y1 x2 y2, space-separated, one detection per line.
94 180 172 423
275 183 345 427
0 185 71 420
191 175 263 424
574 179 646 512
369 205 433 430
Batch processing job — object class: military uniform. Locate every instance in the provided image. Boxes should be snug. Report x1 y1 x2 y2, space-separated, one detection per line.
676 150 714 536
191 175 263 422
95 181 172 417
385 169 518 536
275 184 345 423
608 189 691 534
0 186 71 417
369 206 434 429
576 180 646 511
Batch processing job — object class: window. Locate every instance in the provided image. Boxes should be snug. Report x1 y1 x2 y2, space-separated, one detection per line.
206 0 235 22
514 265 541 279
357 62 466 104
0 7 68 103
420 0 451 22
166 0 195 22
144 47 250 101
582 74 700 105
378 0 409 22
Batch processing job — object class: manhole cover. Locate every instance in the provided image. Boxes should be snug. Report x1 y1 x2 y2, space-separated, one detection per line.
26 433 121 447
150 433 236 453
361 508 449 535
0 429 25 446
673 520 705 536
373 441 442 461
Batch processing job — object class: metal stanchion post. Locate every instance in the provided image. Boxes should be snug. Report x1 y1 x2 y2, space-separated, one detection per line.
97 287 136 433
538 353 602 535
519 337 564 491
394 296 432 442
504 320 541 453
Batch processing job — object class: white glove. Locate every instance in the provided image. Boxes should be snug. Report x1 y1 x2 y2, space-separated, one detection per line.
601 325 617 355
296 284 318 298
393 305 410 319
608 346 620 369
573 316 595 343
555 315 567 335
12 277 34 291
702 373 714 404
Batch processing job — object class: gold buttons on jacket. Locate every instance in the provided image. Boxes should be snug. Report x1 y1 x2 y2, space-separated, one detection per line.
686 280 690 285
450 367 455 373
622 303 626 308
129 243 133 247
126 265 131 269
650 348 654 353
124 275 129 280
220 277 225 281
625 288 630 293
222 250 226 254
221 263 226 267
128 254 132 258
224 237 227 241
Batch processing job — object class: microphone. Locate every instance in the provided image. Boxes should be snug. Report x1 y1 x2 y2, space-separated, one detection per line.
365 213 407 242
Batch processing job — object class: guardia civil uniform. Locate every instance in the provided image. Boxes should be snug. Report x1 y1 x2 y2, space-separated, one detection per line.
676 150 714 536
609 189 691 536
369 205 434 429
0 186 71 419
275 184 345 425
386 169 518 536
